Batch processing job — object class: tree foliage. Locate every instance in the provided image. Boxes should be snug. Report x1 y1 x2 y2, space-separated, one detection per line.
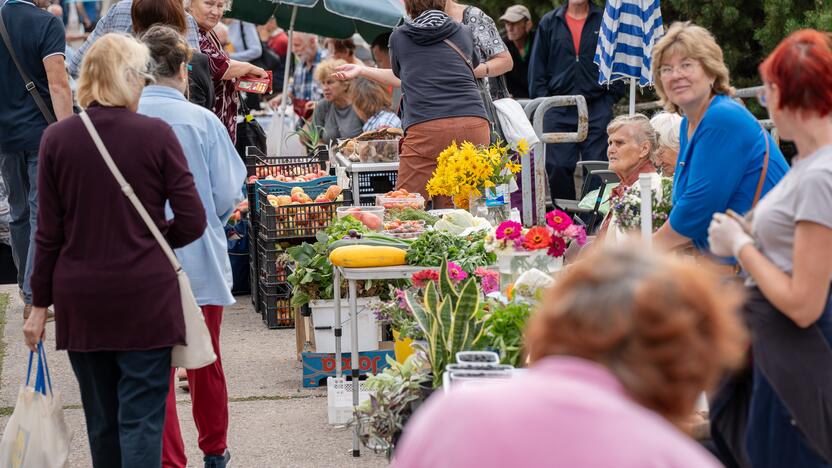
478 0 831 87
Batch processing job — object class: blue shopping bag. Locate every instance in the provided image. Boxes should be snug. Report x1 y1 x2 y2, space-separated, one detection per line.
226 220 250 295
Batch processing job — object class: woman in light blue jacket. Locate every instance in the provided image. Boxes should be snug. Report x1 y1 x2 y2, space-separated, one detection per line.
137 25 245 468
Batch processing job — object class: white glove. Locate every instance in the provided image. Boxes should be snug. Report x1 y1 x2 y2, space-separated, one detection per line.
708 212 754 258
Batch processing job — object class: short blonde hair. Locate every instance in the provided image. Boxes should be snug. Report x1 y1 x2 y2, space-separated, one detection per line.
650 112 683 152
350 77 391 121
314 58 348 85
607 114 658 162
77 33 151 109
652 22 736 113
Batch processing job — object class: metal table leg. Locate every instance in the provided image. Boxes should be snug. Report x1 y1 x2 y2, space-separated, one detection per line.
349 279 360 457
333 267 342 378
351 172 360 206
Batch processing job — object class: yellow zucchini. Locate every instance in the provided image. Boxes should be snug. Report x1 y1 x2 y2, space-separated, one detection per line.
329 245 407 268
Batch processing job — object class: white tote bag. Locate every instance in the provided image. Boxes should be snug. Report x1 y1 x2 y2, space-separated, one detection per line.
79 112 216 369
0 343 72 468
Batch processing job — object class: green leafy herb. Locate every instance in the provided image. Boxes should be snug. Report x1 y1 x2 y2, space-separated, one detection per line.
405 230 495 272
384 208 439 226
481 300 531 368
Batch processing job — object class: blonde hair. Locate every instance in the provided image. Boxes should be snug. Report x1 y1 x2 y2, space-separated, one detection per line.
607 114 658 161
77 33 151 109
652 22 736 113
314 58 348 85
650 112 683 152
350 77 392 121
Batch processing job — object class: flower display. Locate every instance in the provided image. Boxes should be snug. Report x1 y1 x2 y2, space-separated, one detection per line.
425 140 528 210
446 262 468 282
495 220 523 240
546 209 572 231
486 209 587 259
410 269 439 288
610 177 674 232
474 267 500 294
522 227 552 250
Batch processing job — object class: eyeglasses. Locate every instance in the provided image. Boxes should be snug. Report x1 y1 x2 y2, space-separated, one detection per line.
658 61 697 78
756 88 768 108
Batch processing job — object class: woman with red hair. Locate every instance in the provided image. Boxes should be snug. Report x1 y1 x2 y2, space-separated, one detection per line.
708 30 832 466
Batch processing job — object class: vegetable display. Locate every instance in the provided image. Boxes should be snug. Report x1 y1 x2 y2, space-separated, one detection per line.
405 230 495 272
329 245 407 268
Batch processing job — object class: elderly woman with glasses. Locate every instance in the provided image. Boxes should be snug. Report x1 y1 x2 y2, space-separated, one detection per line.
649 111 683 176
650 22 788 257
23 33 206 468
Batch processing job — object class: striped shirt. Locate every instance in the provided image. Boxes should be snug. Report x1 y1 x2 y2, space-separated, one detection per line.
291 49 325 101
363 110 401 132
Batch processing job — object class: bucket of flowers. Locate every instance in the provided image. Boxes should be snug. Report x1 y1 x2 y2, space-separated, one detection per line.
486 209 587 288
609 177 673 233
425 139 527 223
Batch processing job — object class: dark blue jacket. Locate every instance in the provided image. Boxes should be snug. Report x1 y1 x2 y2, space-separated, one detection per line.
528 4 626 102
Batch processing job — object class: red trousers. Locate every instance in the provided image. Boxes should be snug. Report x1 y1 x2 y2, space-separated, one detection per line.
162 305 228 467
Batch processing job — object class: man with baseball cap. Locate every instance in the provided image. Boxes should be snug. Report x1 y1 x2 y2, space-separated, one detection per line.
499 5 533 99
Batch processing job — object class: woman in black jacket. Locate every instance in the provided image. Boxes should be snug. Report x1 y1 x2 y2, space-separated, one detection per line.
333 0 489 208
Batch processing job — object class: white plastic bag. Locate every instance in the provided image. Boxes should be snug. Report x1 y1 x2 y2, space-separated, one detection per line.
266 105 305 156
0 343 72 468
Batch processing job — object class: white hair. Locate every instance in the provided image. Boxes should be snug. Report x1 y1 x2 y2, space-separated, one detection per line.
650 112 683 152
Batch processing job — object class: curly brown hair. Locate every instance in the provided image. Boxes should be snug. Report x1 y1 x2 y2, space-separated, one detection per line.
525 245 747 426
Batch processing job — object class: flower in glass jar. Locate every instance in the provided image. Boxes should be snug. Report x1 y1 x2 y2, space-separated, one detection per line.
523 226 552 250
411 269 439 288
446 262 469 282
495 220 523 240
546 209 573 232
547 236 567 258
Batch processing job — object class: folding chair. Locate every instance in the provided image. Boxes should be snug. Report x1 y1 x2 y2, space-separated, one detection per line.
552 160 611 212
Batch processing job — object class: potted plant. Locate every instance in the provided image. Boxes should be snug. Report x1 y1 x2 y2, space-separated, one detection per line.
286 119 326 156
404 260 486 388
486 209 587 287
480 299 532 368
351 354 430 459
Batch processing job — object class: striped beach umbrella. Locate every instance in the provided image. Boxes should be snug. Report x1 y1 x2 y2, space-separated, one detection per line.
594 0 664 115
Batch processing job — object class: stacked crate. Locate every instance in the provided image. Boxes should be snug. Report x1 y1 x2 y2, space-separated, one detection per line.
246 147 344 329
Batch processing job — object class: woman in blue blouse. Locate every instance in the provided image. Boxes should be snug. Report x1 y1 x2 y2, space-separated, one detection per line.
650 22 788 254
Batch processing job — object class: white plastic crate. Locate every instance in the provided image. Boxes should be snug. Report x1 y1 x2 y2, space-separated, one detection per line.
310 297 379 353
327 376 371 425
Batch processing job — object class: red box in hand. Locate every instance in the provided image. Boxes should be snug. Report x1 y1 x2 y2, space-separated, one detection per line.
236 71 273 95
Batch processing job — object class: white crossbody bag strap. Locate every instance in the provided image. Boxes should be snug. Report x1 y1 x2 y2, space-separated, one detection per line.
79 111 182 272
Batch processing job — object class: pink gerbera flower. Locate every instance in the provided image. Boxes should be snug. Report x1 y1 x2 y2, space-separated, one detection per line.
546 209 573 232
447 262 469 282
495 221 523 240
411 269 439 288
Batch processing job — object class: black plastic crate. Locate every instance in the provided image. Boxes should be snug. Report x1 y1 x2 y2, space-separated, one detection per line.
357 171 397 196
257 241 292 284
258 282 294 329
249 263 258 310
244 146 327 178
247 220 258 310
256 186 345 241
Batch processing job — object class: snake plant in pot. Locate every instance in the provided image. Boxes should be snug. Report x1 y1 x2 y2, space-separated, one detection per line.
405 260 485 388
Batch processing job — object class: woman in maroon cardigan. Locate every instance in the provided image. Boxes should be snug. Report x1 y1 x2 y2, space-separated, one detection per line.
22 34 206 468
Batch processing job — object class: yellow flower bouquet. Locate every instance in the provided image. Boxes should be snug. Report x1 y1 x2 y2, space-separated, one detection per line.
426 140 527 210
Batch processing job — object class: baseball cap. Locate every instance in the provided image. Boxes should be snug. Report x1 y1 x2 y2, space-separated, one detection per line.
500 5 531 23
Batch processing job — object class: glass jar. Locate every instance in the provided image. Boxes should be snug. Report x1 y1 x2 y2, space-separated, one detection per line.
496 250 564 289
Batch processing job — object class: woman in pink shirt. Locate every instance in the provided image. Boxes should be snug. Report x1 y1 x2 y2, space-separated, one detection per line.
393 245 747 468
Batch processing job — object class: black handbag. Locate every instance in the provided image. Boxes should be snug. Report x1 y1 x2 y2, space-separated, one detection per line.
235 97 267 159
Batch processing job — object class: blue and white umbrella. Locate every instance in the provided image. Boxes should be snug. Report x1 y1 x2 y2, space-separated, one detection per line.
594 0 664 115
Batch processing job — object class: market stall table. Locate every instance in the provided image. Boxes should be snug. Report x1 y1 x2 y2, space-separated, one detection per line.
332 264 427 457
334 152 399 206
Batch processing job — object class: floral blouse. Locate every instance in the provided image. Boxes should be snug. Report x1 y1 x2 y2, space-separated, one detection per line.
199 29 239 143
462 5 510 100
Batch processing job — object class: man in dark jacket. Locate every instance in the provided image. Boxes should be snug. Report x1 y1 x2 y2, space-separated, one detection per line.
529 0 625 201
